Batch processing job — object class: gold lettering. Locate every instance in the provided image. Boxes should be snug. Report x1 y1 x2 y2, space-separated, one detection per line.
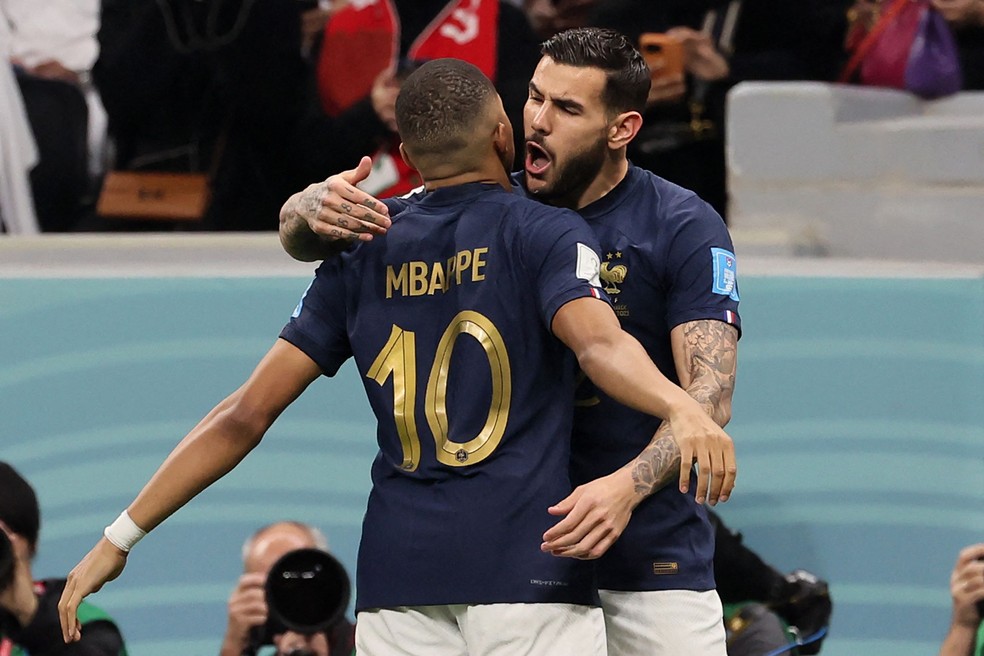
409 261 429 297
386 249 489 299
428 260 446 295
455 250 472 285
472 247 488 281
386 264 408 299
446 256 457 289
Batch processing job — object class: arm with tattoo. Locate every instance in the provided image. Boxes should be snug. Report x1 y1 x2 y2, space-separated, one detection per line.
540 319 738 559
279 157 392 262
279 186 348 262
630 319 738 500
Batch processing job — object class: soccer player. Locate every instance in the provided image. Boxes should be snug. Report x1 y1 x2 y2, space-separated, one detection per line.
278 28 741 656
58 58 731 656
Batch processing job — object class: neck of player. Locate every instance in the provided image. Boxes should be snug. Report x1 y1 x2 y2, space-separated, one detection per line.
423 158 512 193
574 153 629 211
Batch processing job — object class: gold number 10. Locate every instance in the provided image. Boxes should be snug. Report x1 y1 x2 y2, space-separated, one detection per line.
366 310 512 471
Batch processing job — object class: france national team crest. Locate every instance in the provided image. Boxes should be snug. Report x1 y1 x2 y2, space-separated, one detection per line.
710 248 739 301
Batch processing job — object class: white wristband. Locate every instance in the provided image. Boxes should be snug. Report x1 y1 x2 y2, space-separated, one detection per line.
103 511 146 553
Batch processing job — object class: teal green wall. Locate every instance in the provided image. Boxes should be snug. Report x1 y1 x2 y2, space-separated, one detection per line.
1 275 982 655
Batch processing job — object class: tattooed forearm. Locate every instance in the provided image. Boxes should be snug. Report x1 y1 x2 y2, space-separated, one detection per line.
279 187 337 262
679 320 738 426
628 319 738 499
630 428 681 496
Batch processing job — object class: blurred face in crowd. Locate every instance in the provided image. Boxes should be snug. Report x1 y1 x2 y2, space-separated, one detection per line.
245 523 317 575
273 630 330 656
523 0 598 40
246 524 329 656
523 56 612 209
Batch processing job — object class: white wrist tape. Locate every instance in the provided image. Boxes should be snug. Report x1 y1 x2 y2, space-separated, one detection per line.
103 511 146 553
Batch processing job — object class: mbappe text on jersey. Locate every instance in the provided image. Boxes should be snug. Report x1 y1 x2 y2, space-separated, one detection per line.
385 247 489 299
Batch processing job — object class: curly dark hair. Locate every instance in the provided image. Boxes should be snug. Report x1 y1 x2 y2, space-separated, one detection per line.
395 58 498 159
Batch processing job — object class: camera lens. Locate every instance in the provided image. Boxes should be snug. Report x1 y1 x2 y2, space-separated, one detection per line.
265 548 350 635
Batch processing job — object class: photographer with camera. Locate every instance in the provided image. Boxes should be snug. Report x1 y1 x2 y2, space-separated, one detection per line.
0 462 127 656
940 543 984 656
220 521 354 656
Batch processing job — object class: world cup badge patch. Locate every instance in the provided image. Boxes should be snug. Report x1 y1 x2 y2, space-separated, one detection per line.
711 248 739 301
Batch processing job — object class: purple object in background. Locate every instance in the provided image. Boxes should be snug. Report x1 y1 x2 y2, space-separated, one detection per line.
905 4 963 99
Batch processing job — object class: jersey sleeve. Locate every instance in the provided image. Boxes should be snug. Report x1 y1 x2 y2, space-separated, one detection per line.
521 206 609 330
661 196 741 335
279 258 353 376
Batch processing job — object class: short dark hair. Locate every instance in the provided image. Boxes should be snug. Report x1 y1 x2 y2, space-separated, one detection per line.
395 58 498 159
0 462 40 555
541 27 651 115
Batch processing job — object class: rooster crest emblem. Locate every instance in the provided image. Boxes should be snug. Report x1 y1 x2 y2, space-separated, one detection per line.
600 261 628 295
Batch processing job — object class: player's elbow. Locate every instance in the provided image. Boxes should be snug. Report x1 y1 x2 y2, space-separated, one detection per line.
215 392 275 450
574 337 620 385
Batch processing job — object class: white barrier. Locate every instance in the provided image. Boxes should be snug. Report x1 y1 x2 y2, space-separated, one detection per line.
727 82 984 262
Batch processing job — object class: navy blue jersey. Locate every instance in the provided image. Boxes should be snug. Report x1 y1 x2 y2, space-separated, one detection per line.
386 168 742 593
281 182 608 611
559 165 741 593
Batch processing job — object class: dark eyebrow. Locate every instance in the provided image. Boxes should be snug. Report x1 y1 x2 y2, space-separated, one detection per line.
554 97 584 113
528 81 584 113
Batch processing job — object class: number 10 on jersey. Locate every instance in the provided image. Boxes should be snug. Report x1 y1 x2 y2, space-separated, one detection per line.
366 310 512 471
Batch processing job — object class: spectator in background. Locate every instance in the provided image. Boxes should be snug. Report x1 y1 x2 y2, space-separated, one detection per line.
939 1 984 88
711 510 832 655
926 0 984 89
521 0 598 40
220 521 354 656
0 17 40 235
0 0 106 232
590 0 836 221
841 0 984 90
297 0 540 198
93 0 320 231
939 543 984 656
0 462 128 655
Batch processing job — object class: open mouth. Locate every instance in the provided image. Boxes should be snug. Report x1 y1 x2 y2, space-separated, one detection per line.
525 141 552 176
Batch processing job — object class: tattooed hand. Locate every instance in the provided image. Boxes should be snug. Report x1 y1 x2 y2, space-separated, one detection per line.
279 156 391 260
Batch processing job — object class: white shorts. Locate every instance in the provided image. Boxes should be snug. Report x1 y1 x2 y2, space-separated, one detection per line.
355 603 606 656
600 589 727 656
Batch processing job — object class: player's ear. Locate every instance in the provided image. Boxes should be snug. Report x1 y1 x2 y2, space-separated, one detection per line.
398 143 418 171
493 121 508 149
492 121 511 156
608 111 643 150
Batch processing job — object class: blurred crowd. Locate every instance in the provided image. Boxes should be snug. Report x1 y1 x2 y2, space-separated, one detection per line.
1 0 983 234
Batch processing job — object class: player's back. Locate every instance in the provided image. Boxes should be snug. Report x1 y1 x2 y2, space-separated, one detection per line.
282 181 605 610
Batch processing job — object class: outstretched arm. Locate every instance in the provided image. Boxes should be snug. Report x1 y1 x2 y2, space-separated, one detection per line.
543 312 737 559
58 340 323 643
280 157 392 261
